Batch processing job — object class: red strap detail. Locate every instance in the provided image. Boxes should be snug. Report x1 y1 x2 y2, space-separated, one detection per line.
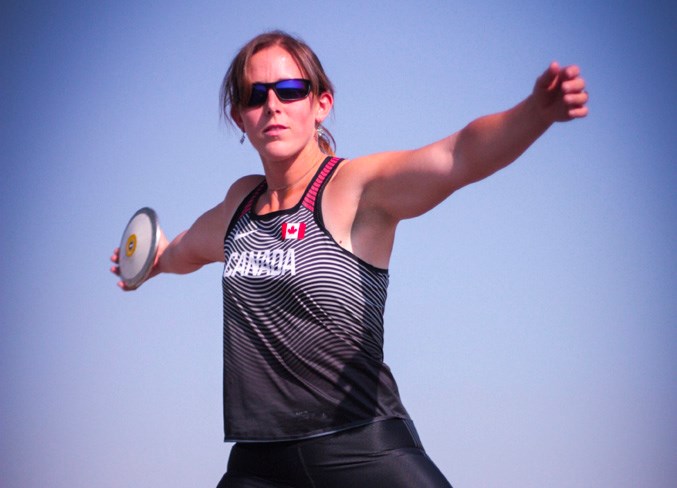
302 157 341 212
237 180 267 220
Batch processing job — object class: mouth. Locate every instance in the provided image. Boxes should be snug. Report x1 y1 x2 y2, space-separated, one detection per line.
263 124 287 136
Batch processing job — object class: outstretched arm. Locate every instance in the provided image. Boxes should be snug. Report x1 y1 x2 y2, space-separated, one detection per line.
110 203 226 291
154 205 227 274
110 175 262 291
346 62 589 222
451 62 588 189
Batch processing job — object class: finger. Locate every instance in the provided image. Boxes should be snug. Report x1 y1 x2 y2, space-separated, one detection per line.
562 77 586 94
117 280 133 292
536 61 560 90
110 264 121 276
564 91 589 106
568 106 589 119
562 65 581 81
563 77 585 91
111 247 120 263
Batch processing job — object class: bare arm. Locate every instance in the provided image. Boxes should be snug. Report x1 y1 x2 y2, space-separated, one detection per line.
154 203 228 275
346 62 589 222
452 62 588 188
321 62 588 269
110 175 262 290
109 204 226 291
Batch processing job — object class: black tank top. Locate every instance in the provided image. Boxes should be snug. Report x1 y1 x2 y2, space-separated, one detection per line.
221 156 409 442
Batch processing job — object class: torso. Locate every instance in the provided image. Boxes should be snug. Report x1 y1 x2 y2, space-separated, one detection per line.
220 156 409 441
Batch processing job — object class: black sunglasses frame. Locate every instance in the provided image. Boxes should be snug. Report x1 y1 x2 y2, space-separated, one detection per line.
246 79 312 107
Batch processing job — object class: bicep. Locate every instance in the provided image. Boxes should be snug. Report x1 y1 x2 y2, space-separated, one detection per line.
353 134 468 221
180 203 228 265
179 174 264 266
163 202 227 273
158 175 263 274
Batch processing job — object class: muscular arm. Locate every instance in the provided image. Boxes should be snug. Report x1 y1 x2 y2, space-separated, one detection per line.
154 175 263 276
349 62 589 222
111 174 262 290
155 204 228 275
324 63 588 269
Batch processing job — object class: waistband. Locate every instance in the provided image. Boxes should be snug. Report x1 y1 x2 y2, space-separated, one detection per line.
235 418 424 453
319 418 423 451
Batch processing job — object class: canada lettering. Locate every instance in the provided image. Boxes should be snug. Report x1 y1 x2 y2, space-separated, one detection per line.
223 249 296 277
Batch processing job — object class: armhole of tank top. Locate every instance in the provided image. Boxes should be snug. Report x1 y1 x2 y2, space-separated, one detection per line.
314 159 343 230
307 157 343 227
313 159 390 275
224 179 267 244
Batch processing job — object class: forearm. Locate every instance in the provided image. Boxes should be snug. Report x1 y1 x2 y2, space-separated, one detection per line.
156 231 205 275
453 95 551 186
347 63 586 224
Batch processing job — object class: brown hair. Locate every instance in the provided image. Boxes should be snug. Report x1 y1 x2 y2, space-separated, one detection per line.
220 30 336 155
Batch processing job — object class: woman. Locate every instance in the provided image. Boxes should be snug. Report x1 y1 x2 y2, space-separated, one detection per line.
111 31 588 487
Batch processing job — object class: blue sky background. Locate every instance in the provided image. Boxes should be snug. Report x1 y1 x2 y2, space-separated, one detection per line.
1 1 675 487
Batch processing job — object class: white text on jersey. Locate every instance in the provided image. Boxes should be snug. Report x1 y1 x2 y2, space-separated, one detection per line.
223 249 297 278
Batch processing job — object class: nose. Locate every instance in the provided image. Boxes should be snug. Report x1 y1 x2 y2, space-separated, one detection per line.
263 87 281 112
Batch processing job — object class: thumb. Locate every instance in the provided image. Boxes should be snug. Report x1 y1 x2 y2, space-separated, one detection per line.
535 61 561 92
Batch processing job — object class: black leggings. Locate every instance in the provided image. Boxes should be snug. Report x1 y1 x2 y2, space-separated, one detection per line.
216 419 452 488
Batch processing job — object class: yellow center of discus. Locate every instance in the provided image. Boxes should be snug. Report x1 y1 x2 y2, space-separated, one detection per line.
125 234 137 257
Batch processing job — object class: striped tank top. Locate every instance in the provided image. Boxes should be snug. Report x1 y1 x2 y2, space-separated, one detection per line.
221 156 409 442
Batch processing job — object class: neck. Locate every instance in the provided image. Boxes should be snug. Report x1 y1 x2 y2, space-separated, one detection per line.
267 156 323 193
262 146 326 196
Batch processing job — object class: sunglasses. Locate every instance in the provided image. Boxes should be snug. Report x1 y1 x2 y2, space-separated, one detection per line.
246 79 311 107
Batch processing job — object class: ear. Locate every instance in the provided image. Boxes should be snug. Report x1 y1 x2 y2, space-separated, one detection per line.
314 91 333 125
231 106 245 132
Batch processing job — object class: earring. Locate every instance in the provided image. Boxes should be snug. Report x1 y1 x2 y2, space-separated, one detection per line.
239 132 246 144
316 126 325 139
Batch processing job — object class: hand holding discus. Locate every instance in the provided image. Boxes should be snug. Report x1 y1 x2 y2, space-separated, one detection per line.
110 207 164 290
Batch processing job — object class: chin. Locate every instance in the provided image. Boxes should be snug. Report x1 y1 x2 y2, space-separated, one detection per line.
257 139 307 161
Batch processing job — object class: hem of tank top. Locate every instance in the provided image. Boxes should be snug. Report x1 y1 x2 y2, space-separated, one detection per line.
223 414 411 444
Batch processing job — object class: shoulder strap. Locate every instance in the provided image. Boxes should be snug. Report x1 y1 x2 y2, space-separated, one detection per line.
225 179 267 240
237 179 267 220
302 156 343 212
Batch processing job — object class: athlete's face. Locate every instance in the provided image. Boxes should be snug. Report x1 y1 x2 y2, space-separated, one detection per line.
234 46 331 163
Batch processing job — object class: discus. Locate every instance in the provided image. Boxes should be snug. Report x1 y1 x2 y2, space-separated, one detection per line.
118 207 161 290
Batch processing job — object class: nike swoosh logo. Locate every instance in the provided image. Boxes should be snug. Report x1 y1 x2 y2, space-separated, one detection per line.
234 229 258 241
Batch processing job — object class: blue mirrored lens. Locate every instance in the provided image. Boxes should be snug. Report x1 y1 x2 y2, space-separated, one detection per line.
246 79 310 107
274 79 310 100
248 85 268 106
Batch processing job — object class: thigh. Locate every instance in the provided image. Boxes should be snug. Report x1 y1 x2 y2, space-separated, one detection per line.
218 421 453 488
217 443 299 488
299 420 453 488
304 446 452 488
216 472 288 488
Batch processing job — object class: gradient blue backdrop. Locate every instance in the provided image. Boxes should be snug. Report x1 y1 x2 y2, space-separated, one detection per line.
2 1 675 487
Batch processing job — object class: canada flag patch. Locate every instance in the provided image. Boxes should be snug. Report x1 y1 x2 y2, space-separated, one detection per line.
281 222 306 240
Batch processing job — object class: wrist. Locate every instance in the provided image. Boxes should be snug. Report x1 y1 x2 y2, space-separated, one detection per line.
523 94 554 129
